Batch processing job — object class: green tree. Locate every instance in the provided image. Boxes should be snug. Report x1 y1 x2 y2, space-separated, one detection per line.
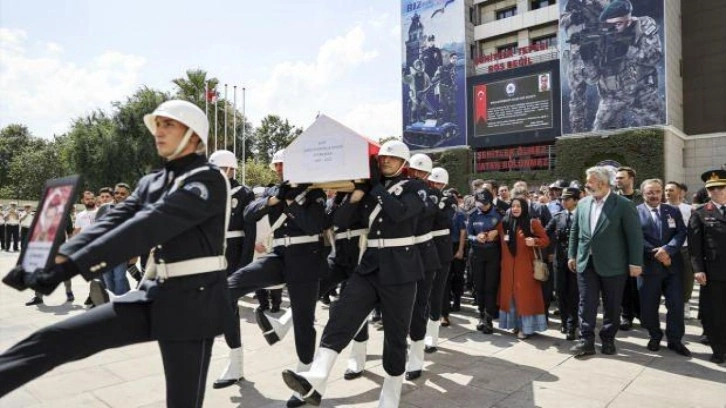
172 68 219 107
252 115 302 163
4 140 67 199
378 136 400 144
0 124 42 192
241 158 278 187
61 111 120 191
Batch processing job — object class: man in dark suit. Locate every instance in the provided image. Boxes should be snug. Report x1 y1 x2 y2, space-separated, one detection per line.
616 166 643 330
568 166 644 357
636 179 690 356
689 169 726 364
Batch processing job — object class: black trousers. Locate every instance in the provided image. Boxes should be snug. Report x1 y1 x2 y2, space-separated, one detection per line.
621 276 641 322
409 267 437 341
0 225 5 250
4 225 19 251
20 227 30 250
429 260 451 321
701 280 726 357
226 253 319 364
0 302 213 407
469 245 500 318
255 288 282 309
637 271 684 343
578 260 627 343
320 271 416 376
556 261 579 331
321 259 368 342
541 261 554 315
443 243 466 317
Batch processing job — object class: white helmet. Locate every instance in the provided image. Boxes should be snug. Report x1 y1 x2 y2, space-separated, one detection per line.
144 100 209 159
252 186 266 197
208 150 238 169
428 167 449 185
269 149 285 170
378 140 410 162
409 153 433 173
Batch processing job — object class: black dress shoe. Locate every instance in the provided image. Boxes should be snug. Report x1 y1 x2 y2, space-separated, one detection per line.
441 316 450 327
282 370 320 406
405 370 422 381
213 377 243 389
570 340 596 357
25 296 43 306
270 304 281 313
343 368 363 380
286 394 307 407
424 345 437 353
647 339 660 351
566 330 577 341
709 354 725 364
254 307 280 345
66 291 75 302
619 318 633 331
667 342 691 357
601 341 617 355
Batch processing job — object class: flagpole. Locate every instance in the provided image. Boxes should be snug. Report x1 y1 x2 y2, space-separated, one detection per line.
224 84 228 150
241 86 246 186
214 93 218 152
204 82 209 156
233 85 237 158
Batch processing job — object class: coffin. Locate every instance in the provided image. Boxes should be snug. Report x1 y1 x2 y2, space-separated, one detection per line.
283 114 380 189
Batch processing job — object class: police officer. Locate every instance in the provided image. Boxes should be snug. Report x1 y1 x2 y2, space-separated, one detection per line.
0 100 230 407
424 168 458 353
546 187 581 340
404 153 440 381
282 140 425 407
689 170 726 364
208 149 256 389
222 149 329 407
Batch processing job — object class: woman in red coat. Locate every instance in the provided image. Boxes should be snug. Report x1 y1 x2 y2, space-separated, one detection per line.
497 197 550 339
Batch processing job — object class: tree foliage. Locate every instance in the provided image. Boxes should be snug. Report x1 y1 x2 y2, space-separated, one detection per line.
5 139 67 199
251 115 302 163
240 158 278 187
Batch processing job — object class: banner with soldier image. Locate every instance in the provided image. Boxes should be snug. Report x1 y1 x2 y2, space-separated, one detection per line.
401 0 467 150
559 0 666 134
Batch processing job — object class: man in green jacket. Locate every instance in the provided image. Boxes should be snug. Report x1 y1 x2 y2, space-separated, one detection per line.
568 166 644 357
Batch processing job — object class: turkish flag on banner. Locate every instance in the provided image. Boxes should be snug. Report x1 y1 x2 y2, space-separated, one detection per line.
474 85 487 123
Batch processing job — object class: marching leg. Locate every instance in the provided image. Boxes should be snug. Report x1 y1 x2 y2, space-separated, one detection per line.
213 345 244 389
424 319 441 353
286 361 312 408
159 337 214 408
378 373 404 408
344 320 369 380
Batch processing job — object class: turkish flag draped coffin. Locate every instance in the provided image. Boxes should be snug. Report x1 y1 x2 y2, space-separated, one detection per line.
283 114 380 186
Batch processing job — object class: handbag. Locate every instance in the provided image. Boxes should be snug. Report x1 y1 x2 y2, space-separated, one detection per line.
533 247 549 282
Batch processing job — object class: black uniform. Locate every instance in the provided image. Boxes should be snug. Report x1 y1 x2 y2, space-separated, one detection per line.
320 175 425 376
0 154 230 407
222 178 255 350
688 200 726 360
618 190 643 326
546 210 579 336
428 191 457 322
409 183 441 342
226 184 328 365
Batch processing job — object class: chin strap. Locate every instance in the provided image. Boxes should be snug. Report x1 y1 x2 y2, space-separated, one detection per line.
166 128 194 161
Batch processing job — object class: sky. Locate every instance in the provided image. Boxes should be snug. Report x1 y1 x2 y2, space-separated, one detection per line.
0 0 403 141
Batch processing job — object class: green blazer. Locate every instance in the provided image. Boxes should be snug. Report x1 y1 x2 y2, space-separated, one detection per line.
568 192 643 276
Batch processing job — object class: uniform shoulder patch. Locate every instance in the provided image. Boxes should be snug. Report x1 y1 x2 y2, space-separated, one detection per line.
231 197 239 208
417 189 428 202
639 16 658 36
183 182 210 200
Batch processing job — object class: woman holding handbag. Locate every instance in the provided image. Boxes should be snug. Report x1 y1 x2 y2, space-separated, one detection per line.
497 197 550 339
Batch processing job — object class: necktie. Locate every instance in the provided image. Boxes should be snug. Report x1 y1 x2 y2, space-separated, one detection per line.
721 206 726 217
566 212 572 229
651 208 662 238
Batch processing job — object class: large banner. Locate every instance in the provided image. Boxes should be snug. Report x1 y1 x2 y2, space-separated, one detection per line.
401 0 467 150
559 0 666 134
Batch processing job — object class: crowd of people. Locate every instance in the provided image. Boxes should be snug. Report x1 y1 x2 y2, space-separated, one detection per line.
0 99 724 408
0 202 35 253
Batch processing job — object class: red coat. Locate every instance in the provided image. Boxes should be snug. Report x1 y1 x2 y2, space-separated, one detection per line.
497 218 550 316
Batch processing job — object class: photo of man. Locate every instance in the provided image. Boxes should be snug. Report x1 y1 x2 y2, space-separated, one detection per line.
539 73 551 92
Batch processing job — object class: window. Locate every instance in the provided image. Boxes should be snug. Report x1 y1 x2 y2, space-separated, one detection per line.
497 43 518 54
531 0 556 10
496 7 517 20
531 34 557 49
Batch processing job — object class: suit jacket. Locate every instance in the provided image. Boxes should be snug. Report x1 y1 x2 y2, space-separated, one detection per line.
688 201 726 281
637 203 686 275
568 191 644 276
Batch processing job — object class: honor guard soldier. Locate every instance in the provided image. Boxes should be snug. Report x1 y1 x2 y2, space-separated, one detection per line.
424 167 458 353
208 149 256 389
545 187 581 340
0 204 6 251
688 170 726 364
0 100 231 407
4 202 20 252
404 153 441 381
282 140 426 407
221 149 329 407
19 204 34 251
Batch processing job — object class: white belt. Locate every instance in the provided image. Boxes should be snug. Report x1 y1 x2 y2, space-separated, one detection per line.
227 230 245 238
431 229 449 238
155 255 227 280
272 235 320 248
414 232 433 244
335 228 367 241
366 236 416 248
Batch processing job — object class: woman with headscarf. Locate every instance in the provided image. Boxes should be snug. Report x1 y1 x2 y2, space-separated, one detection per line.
497 197 550 339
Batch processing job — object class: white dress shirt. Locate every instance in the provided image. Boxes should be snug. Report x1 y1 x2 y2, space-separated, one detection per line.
590 190 611 234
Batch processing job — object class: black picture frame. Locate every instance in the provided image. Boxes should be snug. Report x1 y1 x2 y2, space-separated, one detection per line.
17 175 82 272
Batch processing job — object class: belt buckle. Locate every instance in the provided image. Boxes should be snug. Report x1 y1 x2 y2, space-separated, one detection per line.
346 230 353 240
284 236 292 246
377 238 385 248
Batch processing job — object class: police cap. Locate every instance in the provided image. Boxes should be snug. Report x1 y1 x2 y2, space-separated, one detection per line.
599 0 633 21
561 187 582 200
549 179 568 190
701 169 726 188
474 189 493 205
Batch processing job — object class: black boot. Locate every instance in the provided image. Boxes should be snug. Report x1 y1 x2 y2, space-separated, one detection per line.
451 297 461 312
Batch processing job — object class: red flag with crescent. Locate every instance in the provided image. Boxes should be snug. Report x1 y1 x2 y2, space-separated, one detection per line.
474 85 487 122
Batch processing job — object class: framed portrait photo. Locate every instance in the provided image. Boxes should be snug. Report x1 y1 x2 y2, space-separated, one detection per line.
18 176 82 273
